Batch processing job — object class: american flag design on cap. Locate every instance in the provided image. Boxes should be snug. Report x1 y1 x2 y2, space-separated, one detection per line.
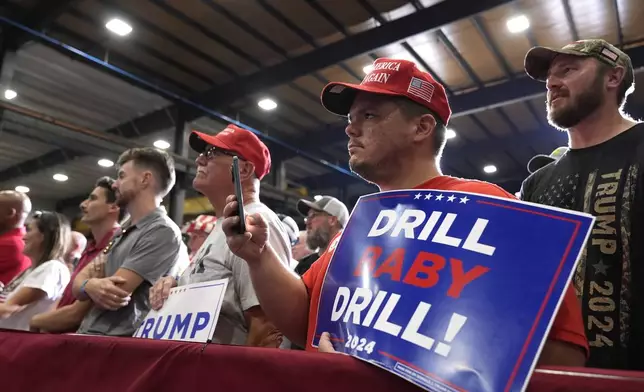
407 76 434 103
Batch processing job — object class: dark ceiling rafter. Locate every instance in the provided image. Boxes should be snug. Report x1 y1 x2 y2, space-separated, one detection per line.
96 0 235 77
472 15 515 78
358 0 451 93
83 2 327 129
561 0 579 42
6 0 80 49
197 0 333 95
139 0 328 119
67 8 217 86
255 0 361 82
612 0 624 47
304 0 379 62
0 0 516 185
51 23 194 93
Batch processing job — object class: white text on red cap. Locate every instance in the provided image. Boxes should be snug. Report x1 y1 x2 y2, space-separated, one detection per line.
361 61 401 85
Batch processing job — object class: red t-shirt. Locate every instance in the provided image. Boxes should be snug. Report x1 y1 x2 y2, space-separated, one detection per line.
57 226 120 309
0 227 31 285
302 176 588 354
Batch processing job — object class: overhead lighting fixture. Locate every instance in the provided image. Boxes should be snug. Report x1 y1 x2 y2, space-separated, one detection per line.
14 185 29 193
153 140 171 149
4 89 17 100
483 165 497 174
53 173 69 182
105 18 133 36
257 98 277 111
98 158 114 168
363 64 374 74
445 128 457 140
506 15 530 33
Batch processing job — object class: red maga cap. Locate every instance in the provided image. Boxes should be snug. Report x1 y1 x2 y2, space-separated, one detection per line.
320 58 451 125
189 124 271 180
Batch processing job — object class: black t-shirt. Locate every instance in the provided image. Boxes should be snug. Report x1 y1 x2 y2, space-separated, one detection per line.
294 252 320 276
521 123 644 370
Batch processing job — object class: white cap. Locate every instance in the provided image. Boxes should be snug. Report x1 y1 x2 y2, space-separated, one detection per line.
297 196 349 227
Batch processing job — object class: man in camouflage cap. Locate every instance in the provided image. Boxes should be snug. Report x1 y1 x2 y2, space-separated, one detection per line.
521 38 644 371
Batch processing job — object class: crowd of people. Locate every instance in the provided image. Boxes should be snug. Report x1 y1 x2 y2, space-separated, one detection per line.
0 37 642 372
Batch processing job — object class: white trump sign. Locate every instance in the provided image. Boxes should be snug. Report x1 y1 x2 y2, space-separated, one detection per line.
133 279 228 343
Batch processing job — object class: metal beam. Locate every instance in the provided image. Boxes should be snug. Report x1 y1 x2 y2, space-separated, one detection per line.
184 0 515 119
357 0 451 92
472 15 514 77
561 0 579 42
8 0 79 48
613 0 624 47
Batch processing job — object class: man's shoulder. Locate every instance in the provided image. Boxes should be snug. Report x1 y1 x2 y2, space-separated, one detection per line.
140 215 182 241
520 161 560 199
431 177 516 199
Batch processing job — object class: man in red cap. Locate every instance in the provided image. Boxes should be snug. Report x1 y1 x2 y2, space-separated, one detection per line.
221 59 588 365
149 124 293 348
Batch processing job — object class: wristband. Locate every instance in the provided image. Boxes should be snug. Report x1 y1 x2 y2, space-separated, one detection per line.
80 279 90 296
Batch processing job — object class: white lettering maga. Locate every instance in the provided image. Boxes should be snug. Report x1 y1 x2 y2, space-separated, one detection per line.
372 62 401 72
362 72 391 85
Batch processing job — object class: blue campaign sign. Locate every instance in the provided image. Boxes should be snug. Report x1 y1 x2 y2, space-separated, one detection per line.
312 189 594 392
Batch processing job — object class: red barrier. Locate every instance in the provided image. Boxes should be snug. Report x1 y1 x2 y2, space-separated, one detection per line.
0 330 642 392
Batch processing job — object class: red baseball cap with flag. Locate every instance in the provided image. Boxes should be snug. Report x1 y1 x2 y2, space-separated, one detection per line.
321 58 451 125
189 124 271 180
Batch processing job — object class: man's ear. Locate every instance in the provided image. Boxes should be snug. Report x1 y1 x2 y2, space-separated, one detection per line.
141 171 154 188
240 161 255 181
606 65 626 90
412 113 437 143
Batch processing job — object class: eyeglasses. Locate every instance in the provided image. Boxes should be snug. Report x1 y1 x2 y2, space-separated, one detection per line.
201 146 241 161
305 210 330 223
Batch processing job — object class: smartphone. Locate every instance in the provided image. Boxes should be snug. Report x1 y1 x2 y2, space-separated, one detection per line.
231 156 246 234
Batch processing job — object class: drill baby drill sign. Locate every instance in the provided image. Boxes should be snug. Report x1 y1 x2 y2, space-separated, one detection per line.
330 207 494 356
313 190 594 392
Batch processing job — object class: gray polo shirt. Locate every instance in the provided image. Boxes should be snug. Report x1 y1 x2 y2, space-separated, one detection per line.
77 207 189 336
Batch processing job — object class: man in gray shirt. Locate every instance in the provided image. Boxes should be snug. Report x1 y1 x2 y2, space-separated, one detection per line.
73 147 189 336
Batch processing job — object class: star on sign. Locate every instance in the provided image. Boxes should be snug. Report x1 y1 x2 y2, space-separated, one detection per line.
459 196 470 204
447 195 456 202
593 260 609 276
435 194 444 201
424 193 432 200
414 193 422 199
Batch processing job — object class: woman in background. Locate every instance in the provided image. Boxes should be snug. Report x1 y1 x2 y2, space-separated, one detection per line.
0 211 71 330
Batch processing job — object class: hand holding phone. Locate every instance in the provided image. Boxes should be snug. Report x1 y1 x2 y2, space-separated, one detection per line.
231 156 246 234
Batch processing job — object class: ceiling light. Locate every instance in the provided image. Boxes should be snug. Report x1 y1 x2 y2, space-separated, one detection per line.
445 128 457 140
506 15 530 33
14 186 29 193
483 165 497 174
363 64 374 74
53 173 69 182
4 89 17 100
153 140 170 149
98 158 114 168
258 98 277 111
105 18 133 36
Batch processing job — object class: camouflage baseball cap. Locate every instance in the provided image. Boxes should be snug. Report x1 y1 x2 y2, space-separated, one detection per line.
524 39 633 85
527 146 569 173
